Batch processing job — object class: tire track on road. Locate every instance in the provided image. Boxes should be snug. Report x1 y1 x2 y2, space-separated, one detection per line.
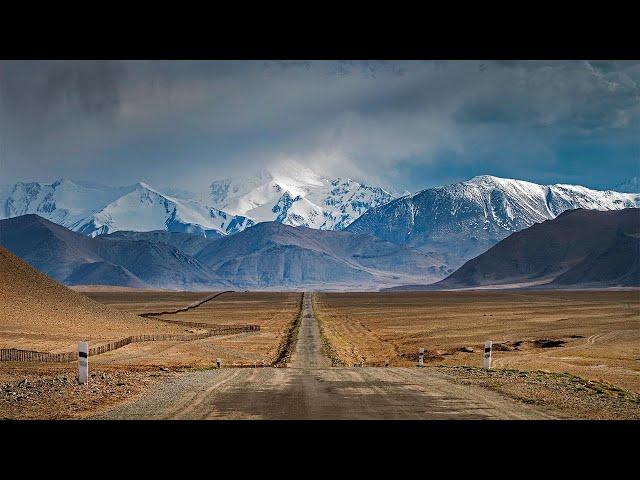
168 369 244 419
100 291 557 420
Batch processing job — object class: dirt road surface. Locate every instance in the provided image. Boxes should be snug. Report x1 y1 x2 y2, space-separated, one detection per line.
100 293 556 419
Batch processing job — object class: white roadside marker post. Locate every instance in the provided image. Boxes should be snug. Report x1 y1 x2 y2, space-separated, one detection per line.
216 358 222 369
483 340 492 369
78 341 88 384
418 348 424 367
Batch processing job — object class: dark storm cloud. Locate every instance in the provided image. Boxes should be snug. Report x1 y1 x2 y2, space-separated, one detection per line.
1 60 638 192
0 61 127 179
0 60 124 148
0 61 122 118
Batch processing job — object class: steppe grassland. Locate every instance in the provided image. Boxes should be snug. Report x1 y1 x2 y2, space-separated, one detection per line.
313 290 640 393
84 291 302 367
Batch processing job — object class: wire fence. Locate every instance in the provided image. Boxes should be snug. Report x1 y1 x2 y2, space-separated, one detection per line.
0 324 260 363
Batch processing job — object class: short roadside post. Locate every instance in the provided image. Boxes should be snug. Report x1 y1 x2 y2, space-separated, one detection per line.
216 358 222 369
483 340 492 369
78 341 88 384
418 348 424 367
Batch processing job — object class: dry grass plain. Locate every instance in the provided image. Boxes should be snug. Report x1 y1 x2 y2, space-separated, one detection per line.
84 291 210 316
1 289 301 419
82 291 302 368
313 290 640 394
3 260 638 420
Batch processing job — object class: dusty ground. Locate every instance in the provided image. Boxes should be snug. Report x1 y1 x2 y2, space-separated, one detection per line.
100 294 554 420
436 366 640 420
0 362 178 419
0 289 302 420
83 291 211 316
0 257 302 419
3 288 638 420
84 291 302 368
313 290 640 394
101 293 640 420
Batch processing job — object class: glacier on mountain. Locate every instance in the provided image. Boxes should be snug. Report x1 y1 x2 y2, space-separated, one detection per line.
207 161 395 230
2 171 637 260
0 178 133 229
0 179 254 238
74 182 254 237
0 162 393 237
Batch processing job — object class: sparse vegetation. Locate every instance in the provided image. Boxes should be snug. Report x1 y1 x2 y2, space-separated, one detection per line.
314 290 640 393
272 293 304 367
436 365 640 419
311 293 345 366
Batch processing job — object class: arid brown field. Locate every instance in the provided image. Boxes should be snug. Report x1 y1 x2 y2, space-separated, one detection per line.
84 291 211 316
313 290 640 394
3 270 638 419
0 284 301 419
83 291 302 368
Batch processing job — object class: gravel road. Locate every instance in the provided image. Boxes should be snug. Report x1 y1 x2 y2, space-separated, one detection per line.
99 293 555 419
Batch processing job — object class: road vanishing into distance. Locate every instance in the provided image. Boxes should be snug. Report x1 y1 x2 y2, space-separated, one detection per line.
101 293 554 420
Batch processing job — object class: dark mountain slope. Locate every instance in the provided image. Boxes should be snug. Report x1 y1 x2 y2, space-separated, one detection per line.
0 214 101 281
196 222 449 289
434 208 639 289
65 261 148 288
549 231 639 287
100 230 220 256
0 214 449 290
0 214 230 289
346 176 639 271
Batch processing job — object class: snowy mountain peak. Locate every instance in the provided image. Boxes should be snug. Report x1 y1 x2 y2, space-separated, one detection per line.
132 181 174 198
6 171 631 249
467 174 502 184
347 174 640 272
0 178 254 239
80 183 255 238
208 162 395 230
465 175 544 192
0 178 136 229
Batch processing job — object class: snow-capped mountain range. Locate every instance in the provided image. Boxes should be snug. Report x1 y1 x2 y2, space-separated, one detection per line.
74 182 254 238
1 167 638 261
0 179 254 238
346 175 640 270
0 179 132 231
208 161 395 230
0 162 395 238
1 170 638 287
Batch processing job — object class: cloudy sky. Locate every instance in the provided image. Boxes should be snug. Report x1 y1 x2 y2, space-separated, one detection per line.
0 60 638 193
